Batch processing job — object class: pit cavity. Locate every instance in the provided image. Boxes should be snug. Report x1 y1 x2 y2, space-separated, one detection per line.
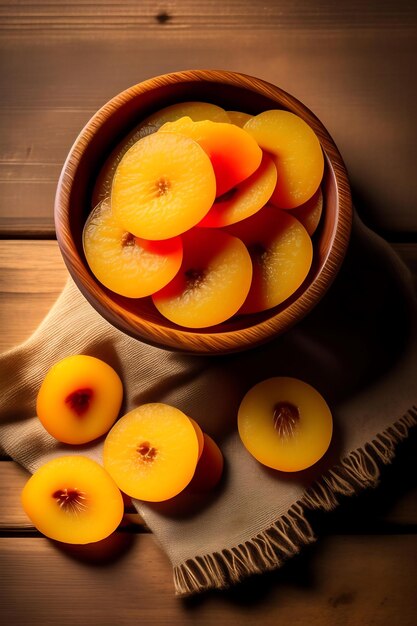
156 176 171 196
121 231 135 247
52 488 87 513
273 402 300 439
65 388 93 416
185 268 205 290
137 441 158 462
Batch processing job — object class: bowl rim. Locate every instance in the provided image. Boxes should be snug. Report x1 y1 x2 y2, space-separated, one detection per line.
54 69 352 354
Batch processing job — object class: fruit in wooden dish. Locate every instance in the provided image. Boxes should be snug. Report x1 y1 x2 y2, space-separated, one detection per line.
159 117 262 196
93 102 230 204
83 198 183 298
227 110 253 128
244 110 324 209
37 355 123 444
188 433 224 492
290 187 323 236
227 205 313 314
103 403 199 502
21 456 124 544
198 152 277 228
152 229 253 328
238 377 333 472
111 131 216 240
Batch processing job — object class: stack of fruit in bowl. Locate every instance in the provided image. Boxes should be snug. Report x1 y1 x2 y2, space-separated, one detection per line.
83 101 324 330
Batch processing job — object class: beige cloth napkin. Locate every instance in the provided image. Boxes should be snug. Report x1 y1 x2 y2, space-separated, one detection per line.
0 215 416 595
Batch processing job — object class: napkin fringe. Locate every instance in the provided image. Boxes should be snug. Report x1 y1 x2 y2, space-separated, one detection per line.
173 406 417 596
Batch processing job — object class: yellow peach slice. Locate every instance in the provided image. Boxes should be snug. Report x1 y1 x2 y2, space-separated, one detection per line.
152 229 253 328
83 199 183 298
37 355 123 444
227 110 253 128
227 205 313 314
93 103 229 205
159 117 262 196
189 416 205 461
290 187 323 236
244 110 324 209
238 377 333 472
103 403 199 502
187 433 224 492
198 152 277 227
21 456 124 544
111 132 216 240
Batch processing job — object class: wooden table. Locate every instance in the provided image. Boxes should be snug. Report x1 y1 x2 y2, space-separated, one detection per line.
1 2 416 624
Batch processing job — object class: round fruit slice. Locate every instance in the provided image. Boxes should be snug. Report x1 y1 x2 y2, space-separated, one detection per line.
37 355 123 444
111 132 216 240
244 110 324 209
227 110 253 128
152 229 253 328
21 456 124 544
159 117 262 196
198 152 277 227
290 187 323 236
187 433 224 492
227 205 313 314
83 199 183 298
103 403 199 502
93 103 230 205
238 377 333 472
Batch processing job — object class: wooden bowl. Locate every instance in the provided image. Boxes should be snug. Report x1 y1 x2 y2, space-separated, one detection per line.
54 70 352 354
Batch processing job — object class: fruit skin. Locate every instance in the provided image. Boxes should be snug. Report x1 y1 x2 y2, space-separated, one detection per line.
238 377 333 472
36 355 123 445
198 152 277 228
111 131 216 240
226 204 313 314
152 229 253 328
244 110 324 209
189 417 205 461
159 117 262 196
83 198 183 298
21 456 124 544
103 403 199 502
187 433 224 492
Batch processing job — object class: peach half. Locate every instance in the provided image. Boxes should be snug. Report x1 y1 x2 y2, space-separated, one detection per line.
21 456 124 544
187 433 224 493
111 131 216 240
244 110 324 209
290 187 323 236
152 229 253 328
83 199 183 298
159 117 262 196
227 205 313 314
227 110 253 128
198 152 277 228
37 355 123 444
103 403 200 502
238 377 333 472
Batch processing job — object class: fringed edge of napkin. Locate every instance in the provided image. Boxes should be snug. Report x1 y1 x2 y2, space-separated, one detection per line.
173 405 417 596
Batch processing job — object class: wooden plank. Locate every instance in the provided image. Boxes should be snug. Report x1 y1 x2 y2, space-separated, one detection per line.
0 2 416 236
0 240 415 351
0 534 416 625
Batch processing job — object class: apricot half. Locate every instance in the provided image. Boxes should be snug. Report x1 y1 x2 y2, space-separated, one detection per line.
159 117 262 196
238 377 333 472
244 110 324 209
227 205 313 314
188 433 224 492
227 110 253 128
103 403 199 502
111 131 216 240
37 355 123 444
152 229 253 328
21 456 124 544
83 199 183 298
290 187 323 236
198 152 277 228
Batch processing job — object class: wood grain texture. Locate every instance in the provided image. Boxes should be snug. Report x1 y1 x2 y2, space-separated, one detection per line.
0 1 416 236
1 535 417 625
